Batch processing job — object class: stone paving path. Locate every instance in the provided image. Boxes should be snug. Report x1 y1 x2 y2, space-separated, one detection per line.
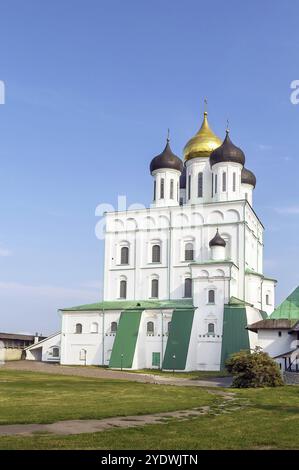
1 361 232 388
0 391 247 437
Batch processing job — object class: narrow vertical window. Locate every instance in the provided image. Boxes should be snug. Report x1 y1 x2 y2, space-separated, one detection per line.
222 172 227 192
215 174 218 194
197 172 203 198
184 278 192 298
151 279 159 298
147 321 154 335
170 179 174 199
188 175 191 200
208 323 215 334
160 178 164 199
208 289 215 304
152 244 161 263
153 180 156 201
120 246 129 265
120 280 127 299
233 172 236 192
211 173 214 197
185 242 194 261
177 182 179 202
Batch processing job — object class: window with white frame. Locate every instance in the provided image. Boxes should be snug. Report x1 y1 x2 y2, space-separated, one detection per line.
91 322 98 333
151 278 159 298
152 244 161 263
147 321 154 335
52 347 60 358
120 278 127 299
75 323 82 334
184 278 192 298
197 172 203 197
185 242 194 261
170 179 174 199
160 178 165 199
120 246 129 265
208 323 215 334
208 289 215 304
222 172 227 192
111 321 118 333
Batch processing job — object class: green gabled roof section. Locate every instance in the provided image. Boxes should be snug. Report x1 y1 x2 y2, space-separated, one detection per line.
229 296 253 307
220 305 250 369
162 308 194 370
109 310 142 369
270 286 299 320
60 299 194 312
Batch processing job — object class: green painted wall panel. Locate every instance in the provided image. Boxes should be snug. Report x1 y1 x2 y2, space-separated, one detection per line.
220 306 250 369
162 309 194 370
109 310 142 368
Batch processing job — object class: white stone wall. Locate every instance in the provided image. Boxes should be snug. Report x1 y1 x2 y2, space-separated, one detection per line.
60 310 121 366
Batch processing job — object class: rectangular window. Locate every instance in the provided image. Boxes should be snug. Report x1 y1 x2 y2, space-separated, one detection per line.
152 352 160 367
233 172 236 192
222 172 227 192
215 174 218 194
197 172 203 198
153 180 156 201
160 178 164 199
188 175 191 200
170 179 174 199
211 174 214 197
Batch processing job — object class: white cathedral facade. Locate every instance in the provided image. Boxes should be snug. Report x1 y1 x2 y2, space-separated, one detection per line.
48 109 279 372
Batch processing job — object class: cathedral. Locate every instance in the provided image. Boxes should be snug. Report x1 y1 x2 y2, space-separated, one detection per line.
55 107 280 371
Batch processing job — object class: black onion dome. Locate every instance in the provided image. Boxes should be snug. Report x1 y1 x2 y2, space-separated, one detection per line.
241 167 256 188
180 166 186 188
209 229 226 247
150 139 183 174
210 131 245 168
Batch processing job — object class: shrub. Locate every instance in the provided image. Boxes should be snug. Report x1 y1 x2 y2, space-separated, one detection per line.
226 348 284 388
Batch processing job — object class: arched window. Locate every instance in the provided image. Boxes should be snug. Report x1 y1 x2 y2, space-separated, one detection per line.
120 279 127 299
160 178 165 199
79 349 87 361
185 242 194 261
170 179 174 199
111 321 118 333
52 347 60 358
147 321 154 335
153 180 156 201
222 172 227 192
208 289 215 304
211 174 214 197
208 323 215 334
91 322 98 333
167 321 171 334
198 172 203 197
75 323 82 334
188 174 191 200
184 278 192 298
151 278 159 298
215 174 218 194
152 244 161 263
120 246 129 265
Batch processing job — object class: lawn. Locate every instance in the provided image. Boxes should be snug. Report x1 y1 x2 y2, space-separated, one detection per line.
120 368 230 380
0 370 217 425
0 370 299 450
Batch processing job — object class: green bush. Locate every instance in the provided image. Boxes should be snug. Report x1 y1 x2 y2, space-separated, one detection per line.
226 348 284 388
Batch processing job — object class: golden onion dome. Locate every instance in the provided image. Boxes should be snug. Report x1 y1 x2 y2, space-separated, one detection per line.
183 111 222 161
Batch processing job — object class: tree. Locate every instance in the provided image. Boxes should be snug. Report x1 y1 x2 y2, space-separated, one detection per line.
226 348 284 388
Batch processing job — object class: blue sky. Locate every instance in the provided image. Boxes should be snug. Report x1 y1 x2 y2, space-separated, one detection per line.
0 0 299 334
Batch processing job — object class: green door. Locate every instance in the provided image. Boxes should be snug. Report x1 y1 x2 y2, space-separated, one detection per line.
152 352 160 368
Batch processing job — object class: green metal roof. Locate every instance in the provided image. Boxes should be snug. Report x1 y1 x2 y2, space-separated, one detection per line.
60 299 194 312
245 268 277 282
270 286 299 320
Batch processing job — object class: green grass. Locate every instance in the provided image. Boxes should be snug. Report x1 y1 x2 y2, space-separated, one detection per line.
121 369 230 380
1 370 299 450
0 370 216 425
